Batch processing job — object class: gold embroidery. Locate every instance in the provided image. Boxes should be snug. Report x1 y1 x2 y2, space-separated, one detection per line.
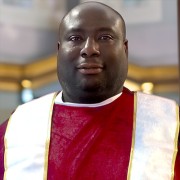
171 105 179 180
43 92 59 180
127 92 137 180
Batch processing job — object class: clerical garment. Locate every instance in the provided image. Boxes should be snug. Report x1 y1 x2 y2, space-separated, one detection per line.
0 88 179 180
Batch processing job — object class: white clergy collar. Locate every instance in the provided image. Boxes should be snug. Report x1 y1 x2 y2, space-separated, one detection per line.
55 91 122 107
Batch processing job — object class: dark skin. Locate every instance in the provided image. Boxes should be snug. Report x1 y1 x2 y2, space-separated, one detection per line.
57 2 128 104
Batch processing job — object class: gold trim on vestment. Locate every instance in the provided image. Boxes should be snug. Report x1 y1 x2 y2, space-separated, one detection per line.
171 105 179 180
127 92 137 180
43 92 58 180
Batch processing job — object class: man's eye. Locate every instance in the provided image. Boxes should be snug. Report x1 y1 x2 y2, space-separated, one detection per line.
98 35 113 40
69 36 82 41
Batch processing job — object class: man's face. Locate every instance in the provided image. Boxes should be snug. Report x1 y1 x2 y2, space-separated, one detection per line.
57 4 128 103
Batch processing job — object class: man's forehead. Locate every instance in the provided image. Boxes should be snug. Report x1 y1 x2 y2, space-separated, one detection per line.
62 3 119 25
61 18 121 37
59 2 125 38
62 8 119 28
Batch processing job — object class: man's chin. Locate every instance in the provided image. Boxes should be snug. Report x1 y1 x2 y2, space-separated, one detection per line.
79 83 104 93
78 78 105 91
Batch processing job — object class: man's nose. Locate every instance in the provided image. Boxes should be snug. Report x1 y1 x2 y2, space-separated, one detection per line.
80 38 100 58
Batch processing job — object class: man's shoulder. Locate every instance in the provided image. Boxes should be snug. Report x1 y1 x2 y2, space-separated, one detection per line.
135 91 179 116
21 92 58 107
122 87 176 104
14 92 57 114
137 91 177 103
125 87 178 107
0 92 58 129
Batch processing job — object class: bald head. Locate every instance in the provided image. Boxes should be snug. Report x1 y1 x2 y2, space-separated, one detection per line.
59 1 126 41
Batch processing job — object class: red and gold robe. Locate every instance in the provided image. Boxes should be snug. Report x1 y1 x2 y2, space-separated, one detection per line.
0 88 179 179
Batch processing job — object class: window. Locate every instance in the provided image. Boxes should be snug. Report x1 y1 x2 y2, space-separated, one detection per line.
3 0 32 7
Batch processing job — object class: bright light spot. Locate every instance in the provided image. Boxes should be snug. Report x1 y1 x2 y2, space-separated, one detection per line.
141 82 154 94
21 79 32 88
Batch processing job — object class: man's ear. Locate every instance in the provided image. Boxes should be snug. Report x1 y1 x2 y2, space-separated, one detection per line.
124 39 128 57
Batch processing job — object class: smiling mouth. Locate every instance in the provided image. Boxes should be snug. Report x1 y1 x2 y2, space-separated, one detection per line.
77 63 103 75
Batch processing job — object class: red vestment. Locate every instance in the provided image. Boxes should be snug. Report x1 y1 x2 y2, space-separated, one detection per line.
0 88 179 179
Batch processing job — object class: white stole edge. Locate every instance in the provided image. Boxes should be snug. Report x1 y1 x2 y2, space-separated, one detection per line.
4 92 57 180
128 92 179 180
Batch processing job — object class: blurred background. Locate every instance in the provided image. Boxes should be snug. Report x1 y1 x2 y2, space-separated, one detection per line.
0 0 179 123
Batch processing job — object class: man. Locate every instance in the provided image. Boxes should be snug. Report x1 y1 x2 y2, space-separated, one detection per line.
0 1 179 179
